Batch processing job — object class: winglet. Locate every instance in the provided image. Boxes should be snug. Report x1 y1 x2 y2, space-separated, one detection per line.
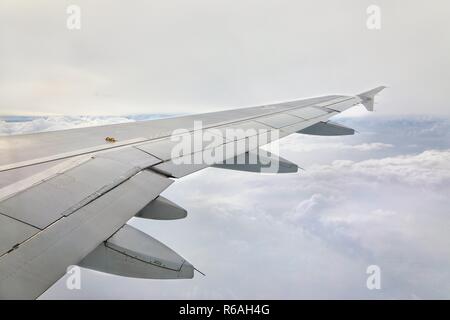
357 86 387 111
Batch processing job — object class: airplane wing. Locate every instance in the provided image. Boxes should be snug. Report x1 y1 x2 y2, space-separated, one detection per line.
0 87 385 299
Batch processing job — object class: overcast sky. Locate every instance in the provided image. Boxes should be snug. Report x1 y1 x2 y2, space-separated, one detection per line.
1 0 450 116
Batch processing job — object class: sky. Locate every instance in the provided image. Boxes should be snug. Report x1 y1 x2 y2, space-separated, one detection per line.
1 0 450 116
1 0 450 299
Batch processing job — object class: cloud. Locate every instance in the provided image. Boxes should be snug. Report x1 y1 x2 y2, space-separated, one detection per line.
0 114 176 136
281 141 393 152
0 116 134 136
307 149 450 187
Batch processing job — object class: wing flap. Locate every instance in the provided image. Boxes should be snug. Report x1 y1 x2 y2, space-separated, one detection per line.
0 215 39 257
286 106 329 119
213 121 272 140
254 113 303 129
0 170 172 299
135 129 227 161
279 112 339 135
80 224 193 279
150 122 284 178
0 148 160 229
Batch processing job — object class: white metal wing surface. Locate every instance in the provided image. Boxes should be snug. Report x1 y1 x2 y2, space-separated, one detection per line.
0 87 385 299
